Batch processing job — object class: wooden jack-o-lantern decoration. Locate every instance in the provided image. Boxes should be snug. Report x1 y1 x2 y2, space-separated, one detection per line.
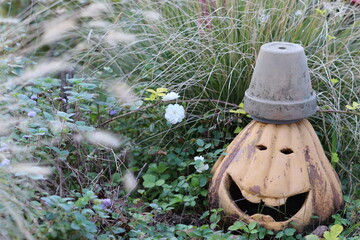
209 42 343 232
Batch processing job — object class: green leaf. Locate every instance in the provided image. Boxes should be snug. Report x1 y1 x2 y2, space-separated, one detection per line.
146 89 157 94
249 234 258 240
81 209 95 215
345 105 353 110
196 148 204 152
315 8 326 16
248 222 257 230
76 125 95 132
200 211 210 219
330 224 343 237
249 229 258 234
144 95 157 101
43 112 54 120
204 143 212 149
79 83 97 89
155 179 165 186
330 78 339 84
77 92 93 101
196 139 205 147
143 174 156 182
113 228 126 234
82 221 97 233
143 174 156 188
214 149 225 155
156 162 168 173
284 228 296 236
323 231 332 239
234 126 242 134
67 78 84 84
228 221 245 231
229 109 247 114
346 102 360 110
58 203 72 212
112 173 121 184
275 231 284 238
56 111 74 122
331 152 339 163
199 176 208 187
71 221 81 230
305 235 320 240
75 197 89 208
156 88 168 93
200 189 208 196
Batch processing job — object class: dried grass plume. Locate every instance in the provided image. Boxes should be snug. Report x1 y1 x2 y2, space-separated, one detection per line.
105 31 136 46
142 11 162 22
42 18 77 44
0 18 20 24
123 170 137 192
84 130 123 148
110 83 138 105
9 163 52 179
12 60 71 85
80 3 112 17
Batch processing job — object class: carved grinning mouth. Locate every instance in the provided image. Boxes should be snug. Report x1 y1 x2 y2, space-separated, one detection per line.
228 175 308 222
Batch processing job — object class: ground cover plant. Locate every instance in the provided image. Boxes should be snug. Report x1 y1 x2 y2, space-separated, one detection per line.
0 0 359 239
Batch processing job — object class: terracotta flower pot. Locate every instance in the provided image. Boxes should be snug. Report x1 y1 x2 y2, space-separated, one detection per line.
244 42 317 124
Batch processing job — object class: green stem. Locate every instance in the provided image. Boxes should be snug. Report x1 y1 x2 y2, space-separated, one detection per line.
98 99 360 127
317 109 360 117
99 99 239 127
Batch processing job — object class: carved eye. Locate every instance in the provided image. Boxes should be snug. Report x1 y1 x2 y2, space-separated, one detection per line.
256 145 267 151
280 148 294 155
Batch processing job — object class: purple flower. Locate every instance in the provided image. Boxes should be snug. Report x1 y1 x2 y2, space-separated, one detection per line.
109 110 117 116
28 111 37 118
0 143 7 152
101 198 112 208
0 158 10 167
30 95 38 100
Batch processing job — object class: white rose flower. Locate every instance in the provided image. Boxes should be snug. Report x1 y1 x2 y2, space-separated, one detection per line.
162 92 180 101
164 104 185 124
194 156 204 162
196 163 209 173
193 156 209 173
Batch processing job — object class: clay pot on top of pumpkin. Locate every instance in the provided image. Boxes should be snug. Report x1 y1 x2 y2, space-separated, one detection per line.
209 42 343 232
244 42 317 124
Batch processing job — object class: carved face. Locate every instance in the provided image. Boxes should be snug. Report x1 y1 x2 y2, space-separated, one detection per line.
209 120 343 232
